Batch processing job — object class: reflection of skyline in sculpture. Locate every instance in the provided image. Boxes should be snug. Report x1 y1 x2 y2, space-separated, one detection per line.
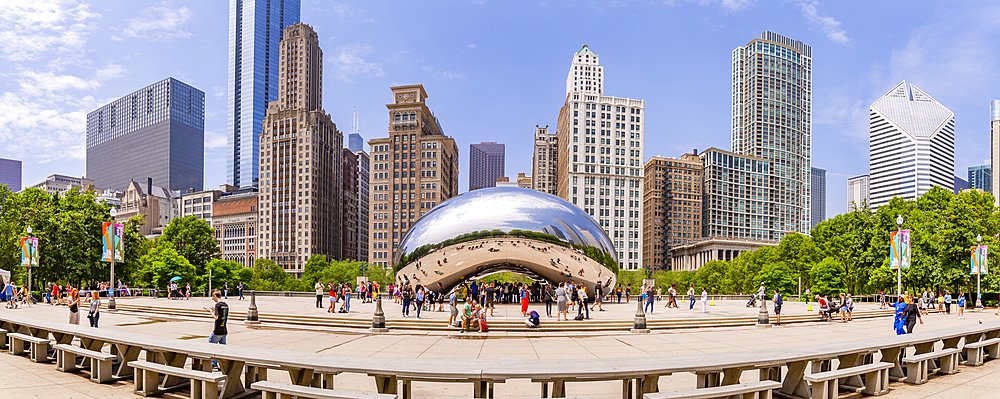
395 187 617 291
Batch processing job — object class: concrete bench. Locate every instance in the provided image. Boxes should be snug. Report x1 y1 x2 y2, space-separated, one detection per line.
53 343 117 383
901 348 961 385
129 360 225 399
251 381 398 399
0 328 6 350
963 338 1000 366
643 381 781 399
803 362 892 399
7 332 50 363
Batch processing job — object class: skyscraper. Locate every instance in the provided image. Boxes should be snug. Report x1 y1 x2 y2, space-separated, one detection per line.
847 174 869 210
257 23 342 272
556 44 645 270
701 148 774 240
86 78 205 192
810 167 826 230
0 158 21 192
868 81 955 209
368 85 459 268
348 109 364 152
991 100 1000 204
642 153 702 271
228 0 301 188
355 149 370 262
469 142 505 190
969 164 992 193
342 149 359 261
732 31 812 238
532 125 558 195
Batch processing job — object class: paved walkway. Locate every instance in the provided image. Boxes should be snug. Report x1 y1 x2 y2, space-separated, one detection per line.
1 298 998 398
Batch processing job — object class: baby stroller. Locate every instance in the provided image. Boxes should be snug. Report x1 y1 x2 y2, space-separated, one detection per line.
819 299 837 322
745 294 757 308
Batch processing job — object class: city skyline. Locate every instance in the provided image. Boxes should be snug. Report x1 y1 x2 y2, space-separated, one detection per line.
2 1 1000 220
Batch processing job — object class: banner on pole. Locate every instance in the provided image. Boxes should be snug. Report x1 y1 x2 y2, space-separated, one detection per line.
101 222 124 262
20 237 38 266
890 230 911 270
971 245 988 275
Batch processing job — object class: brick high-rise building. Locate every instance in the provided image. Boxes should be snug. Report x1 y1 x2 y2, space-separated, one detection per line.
469 142 505 190
532 125 558 195
257 23 343 273
556 44 645 270
355 149 370 263
342 149 359 261
642 152 703 271
368 85 459 268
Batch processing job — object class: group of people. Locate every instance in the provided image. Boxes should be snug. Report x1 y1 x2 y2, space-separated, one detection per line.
314 280 362 313
815 293 855 323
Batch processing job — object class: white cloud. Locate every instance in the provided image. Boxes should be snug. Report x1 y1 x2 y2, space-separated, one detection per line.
122 2 192 41
662 0 756 13
422 66 468 81
794 0 851 46
328 44 385 83
0 0 100 62
322 3 376 24
468 44 477 49
204 128 226 150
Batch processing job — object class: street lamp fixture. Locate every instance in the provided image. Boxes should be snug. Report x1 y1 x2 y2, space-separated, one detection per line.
976 234 984 310
108 207 118 310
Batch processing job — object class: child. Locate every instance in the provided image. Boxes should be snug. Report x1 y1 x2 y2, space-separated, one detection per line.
957 292 966 320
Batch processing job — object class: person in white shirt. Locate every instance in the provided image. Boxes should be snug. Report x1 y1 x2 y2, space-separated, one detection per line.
701 288 708 313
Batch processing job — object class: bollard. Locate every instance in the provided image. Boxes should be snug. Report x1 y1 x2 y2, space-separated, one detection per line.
710 301 715 307
630 296 649 333
370 294 388 333
756 301 771 328
807 304 813 312
246 291 260 325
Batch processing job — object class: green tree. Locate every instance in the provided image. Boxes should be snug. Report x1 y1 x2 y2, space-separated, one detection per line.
693 260 727 294
204 259 252 291
754 262 796 296
132 244 196 290
160 216 220 273
810 257 846 297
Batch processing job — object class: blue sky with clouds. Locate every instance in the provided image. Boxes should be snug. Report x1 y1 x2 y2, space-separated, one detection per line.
2 0 999 218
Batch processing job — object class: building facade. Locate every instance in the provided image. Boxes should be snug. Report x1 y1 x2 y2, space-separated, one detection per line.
969 164 992 193
732 31 812 238
0 158 21 192
532 125 558 195
496 173 532 188
670 238 777 272
810 167 826 230
992 100 1000 205
469 142 505 190
342 149 359 261
257 23 343 273
24 175 95 195
228 0 300 188
355 149 370 263
115 178 178 236
368 85 459 268
642 153 703 271
87 78 205 193
213 187 259 268
869 81 955 209
700 148 774 241
177 187 225 225
847 174 869 210
556 44 645 270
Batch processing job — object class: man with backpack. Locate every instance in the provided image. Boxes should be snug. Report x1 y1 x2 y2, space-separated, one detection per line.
773 288 783 326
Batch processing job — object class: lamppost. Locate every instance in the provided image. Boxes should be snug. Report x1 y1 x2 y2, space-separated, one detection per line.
976 234 984 310
25 226 33 303
896 215 904 298
108 207 117 310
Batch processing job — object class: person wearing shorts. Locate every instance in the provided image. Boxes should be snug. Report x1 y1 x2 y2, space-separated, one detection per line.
448 291 458 327
772 289 783 326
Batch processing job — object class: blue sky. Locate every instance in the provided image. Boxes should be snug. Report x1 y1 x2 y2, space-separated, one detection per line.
2 0 999 218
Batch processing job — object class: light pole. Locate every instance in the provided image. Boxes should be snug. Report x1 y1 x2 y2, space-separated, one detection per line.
976 234 984 310
26 226 33 303
108 207 117 310
896 215 903 298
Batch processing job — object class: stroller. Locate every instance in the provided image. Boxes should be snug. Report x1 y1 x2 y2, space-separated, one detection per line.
745 294 757 308
819 299 837 322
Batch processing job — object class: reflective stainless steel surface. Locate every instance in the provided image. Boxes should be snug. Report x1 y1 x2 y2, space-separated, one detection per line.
395 187 617 292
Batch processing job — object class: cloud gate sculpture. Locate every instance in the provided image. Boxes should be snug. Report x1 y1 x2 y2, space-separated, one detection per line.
394 187 618 292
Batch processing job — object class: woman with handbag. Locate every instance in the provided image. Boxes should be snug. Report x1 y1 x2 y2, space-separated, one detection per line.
87 290 101 328
68 289 81 325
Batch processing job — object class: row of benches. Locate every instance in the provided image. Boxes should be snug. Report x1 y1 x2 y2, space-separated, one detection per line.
2 314 1000 399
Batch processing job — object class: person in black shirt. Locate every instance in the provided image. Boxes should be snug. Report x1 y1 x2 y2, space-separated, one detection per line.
205 290 229 369
902 295 923 334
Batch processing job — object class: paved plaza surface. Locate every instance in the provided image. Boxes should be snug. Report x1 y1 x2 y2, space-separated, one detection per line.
1 297 998 398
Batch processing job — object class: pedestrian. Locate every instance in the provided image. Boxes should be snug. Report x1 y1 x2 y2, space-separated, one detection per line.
757 283 766 308
845 294 854 321
839 293 849 322
656 287 662 302
205 290 229 370
342 283 352 312
448 290 458 327
415 286 425 319
616 286 622 303
687 285 696 310
437 282 445 312
957 292 966 319
944 290 952 314
902 294 923 334
591 282 604 312
238 282 244 300
543 284 553 317
50 283 59 306
878 291 887 309
314 280 324 308
223 282 229 299
772 288 783 326
520 284 530 317
701 288 708 313
87 290 101 328
327 283 337 313
577 284 590 319
68 288 81 325
666 284 678 308
556 282 568 321
893 296 907 335
185 283 191 300
461 299 474 332
625 285 631 304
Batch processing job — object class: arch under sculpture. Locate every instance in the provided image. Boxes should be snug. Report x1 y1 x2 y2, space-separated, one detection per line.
394 187 618 293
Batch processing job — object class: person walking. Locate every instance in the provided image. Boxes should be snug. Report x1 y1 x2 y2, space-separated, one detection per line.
223 282 229 299
957 292 966 319
556 282 568 321
616 286 622 303
687 285 696 310
893 296 907 335
342 283 352 313
944 291 952 315
238 282 245 300
448 290 458 327
902 294 923 334
643 285 655 314
401 287 412 317
591 282 604 312
415 286 425 319
327 282 337 313
772 288 783 326
666 284 678 308
757 283 766 308
314 280 324 308
520 284 530 317
577 285 590 319
625 285 631 304
543 284 553 317
701 288 708 313
206 290 229 370
87 290 101 328
68 289 81 325
437 282 445 312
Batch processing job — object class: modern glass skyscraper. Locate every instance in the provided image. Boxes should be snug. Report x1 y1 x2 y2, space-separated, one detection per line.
0 158 21 192
86 78 204 192
810 167 826 230
868 81 955 209
227 0 300 188
732 31 812 239
968 164 990 192
469 142 505 190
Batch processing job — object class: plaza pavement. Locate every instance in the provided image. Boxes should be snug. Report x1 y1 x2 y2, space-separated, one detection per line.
1 297 998 398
